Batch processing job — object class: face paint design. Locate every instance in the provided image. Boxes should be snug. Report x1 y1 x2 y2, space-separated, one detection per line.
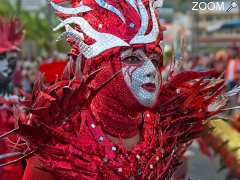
0 51 17 81
121 48 162 107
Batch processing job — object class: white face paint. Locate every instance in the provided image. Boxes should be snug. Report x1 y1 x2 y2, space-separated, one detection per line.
121 48 162 107
0 57 9 78
0 51 17 80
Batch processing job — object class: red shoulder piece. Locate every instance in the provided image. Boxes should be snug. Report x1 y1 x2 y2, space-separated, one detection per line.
0 58 227 180
0 58 119 179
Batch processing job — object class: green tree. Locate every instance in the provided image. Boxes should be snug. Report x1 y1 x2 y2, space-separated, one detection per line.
0 0 68 57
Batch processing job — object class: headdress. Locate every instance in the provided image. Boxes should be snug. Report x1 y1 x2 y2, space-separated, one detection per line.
49 0 165 138
50 0 164 58
0 17 24 54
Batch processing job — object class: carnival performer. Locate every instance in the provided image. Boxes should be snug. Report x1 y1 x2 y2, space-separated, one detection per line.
0 17 25 180
0 0 233 179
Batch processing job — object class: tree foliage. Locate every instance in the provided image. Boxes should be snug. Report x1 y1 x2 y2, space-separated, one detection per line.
0 0 68 57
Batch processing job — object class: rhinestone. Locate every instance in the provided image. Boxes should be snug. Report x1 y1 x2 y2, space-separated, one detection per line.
149 164 153 169
118 167 122 172
98 136 104 142
137 169 142 176
129 176 135 180
103 157 108 163
63 86 71 93
156 156 160 161
232 2 238 8
176 89 180 94
146 113 150 118
90 123 96 128
98 24 103 29
136 154 140 159
112 146 117 152
129 23 135 28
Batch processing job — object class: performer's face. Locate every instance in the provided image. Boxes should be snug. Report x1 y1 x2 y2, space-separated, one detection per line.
121 48 161 107
0 51 17 81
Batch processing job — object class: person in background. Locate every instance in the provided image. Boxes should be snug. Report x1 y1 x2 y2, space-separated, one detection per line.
21 59 38 92
0 17 25 180
225 46 240 114
193 55 209 72
226 46 240 90
213 50 227 75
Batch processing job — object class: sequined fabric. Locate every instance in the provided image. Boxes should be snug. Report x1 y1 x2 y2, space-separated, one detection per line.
0 1 228 179
89 55 145 138
0 63 226 179
0 96 24 180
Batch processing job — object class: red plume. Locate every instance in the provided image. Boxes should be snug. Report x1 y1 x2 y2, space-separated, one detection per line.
0 17 24 54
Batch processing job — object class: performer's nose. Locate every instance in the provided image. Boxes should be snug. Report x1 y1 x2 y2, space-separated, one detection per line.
144 60 156 79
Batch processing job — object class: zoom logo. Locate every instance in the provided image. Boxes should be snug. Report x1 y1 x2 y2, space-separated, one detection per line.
192 1 239 12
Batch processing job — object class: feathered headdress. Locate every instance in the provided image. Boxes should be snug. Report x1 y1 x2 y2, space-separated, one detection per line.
0 17 24 54
50 0 165 59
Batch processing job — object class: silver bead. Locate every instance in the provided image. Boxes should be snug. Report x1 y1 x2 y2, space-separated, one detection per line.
137 169 142 176
156 156 160 161
129 23 135 28
98 24 103 29
149 164 153 169
118 167 122 172
129 176 135 180
103 157 108 163
112 146 117 152
136 154 140 159
146 113 150 118
176 88 180 94
98 136 104 142
90 123 96 128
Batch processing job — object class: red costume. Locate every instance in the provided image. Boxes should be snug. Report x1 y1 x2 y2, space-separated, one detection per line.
0 17 25 180
0 1 228 179
39 60 68 84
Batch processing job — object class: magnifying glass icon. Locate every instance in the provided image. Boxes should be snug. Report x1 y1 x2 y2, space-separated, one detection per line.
226 1 238 12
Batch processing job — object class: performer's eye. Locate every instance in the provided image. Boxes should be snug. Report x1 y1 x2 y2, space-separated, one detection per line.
8 57 17 66
122 56 142 64
0 53 6 60
151 58 163 68
149 53 163 68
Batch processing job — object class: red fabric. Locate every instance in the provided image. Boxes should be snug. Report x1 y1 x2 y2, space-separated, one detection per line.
0 97 24 180
23 157 59 180
88 54 145 138
0 62 225 179
39 61 67 83
0 1 226 179
0 17 24 54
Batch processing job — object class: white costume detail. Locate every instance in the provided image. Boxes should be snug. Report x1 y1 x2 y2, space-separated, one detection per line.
50 0 163 59
49 1 92 14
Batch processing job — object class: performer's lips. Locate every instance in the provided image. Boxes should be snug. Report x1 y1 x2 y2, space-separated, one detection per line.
142 83 156 92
